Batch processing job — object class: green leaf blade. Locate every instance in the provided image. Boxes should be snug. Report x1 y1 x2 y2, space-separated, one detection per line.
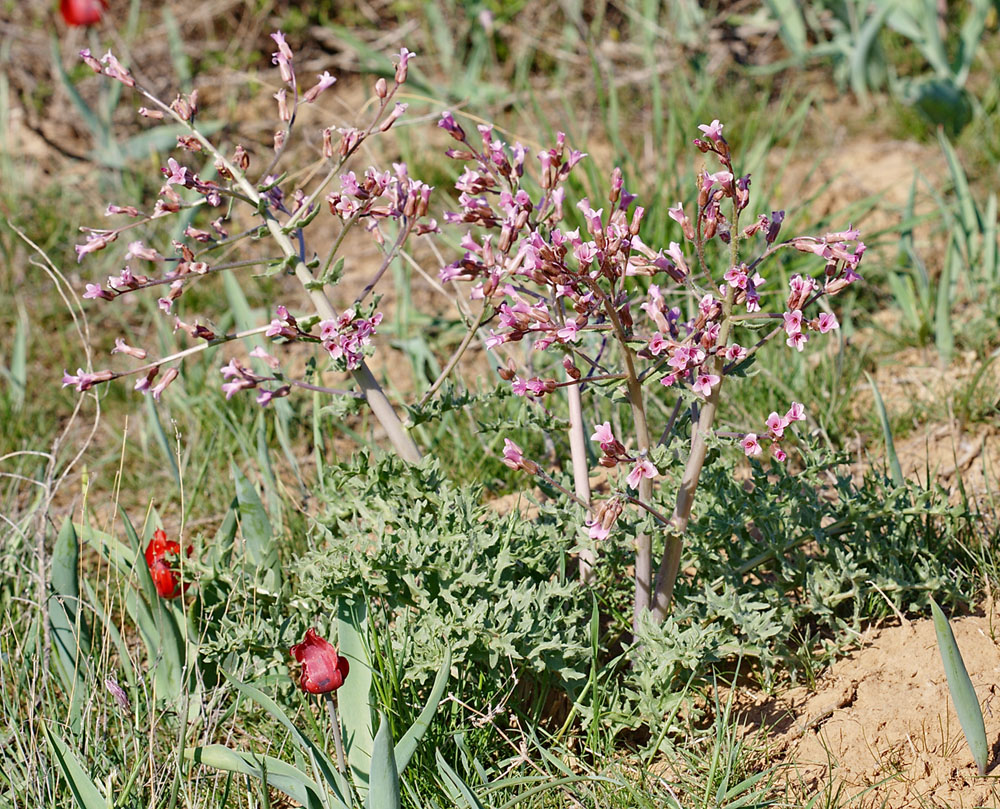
930 599 988 775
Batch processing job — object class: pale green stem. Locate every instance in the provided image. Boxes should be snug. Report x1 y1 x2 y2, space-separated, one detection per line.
566 379 595 584
324 693 347 774
650 196 741 621
597 291 653 627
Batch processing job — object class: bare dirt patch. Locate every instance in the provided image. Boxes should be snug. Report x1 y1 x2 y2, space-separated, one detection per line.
740 610 1000 807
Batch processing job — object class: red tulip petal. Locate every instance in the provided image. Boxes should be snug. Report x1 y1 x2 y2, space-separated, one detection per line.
60 0 108 26
290 628 349 694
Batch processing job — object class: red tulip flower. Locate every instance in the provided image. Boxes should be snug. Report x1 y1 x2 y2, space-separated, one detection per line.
59 0 108 26
144 528 192 599
290 628 350 694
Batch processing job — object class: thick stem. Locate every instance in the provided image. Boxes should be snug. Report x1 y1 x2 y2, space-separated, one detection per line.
324 693 347 774
650 197 741 621
598 293 653 626
566 380 595 584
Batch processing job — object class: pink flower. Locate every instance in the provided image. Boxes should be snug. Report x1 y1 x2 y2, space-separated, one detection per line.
573 241 598 265
724 343 746 362
395 47 415 84
816 312 839 333
741 433 762 457
765 411 788 438
125 241 162 261
692 373 720 397
586 519 611 541
557 321 580 342
163 158 189 187
724 265 748 289
783 309 802 336
626 458 657 490
785 401 805 423
786 331 808 351
150 367 179 401
648 333 669 356
501 438 524 470
75 232 116 262
303 71 337 103
772 446 787 462
525 377 547 395
591 422 615 445
697 119 724 142
83 283 113 300
249 346 281 369
111 338 146 359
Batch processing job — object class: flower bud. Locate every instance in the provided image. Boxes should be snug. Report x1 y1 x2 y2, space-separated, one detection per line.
375 77 388 98
562 357 581 380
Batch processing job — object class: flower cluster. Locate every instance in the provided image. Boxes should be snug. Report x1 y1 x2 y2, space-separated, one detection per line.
326 164 438 242
66 34 425 434
318 307 383 372
741 401 806 462
437 115 864 550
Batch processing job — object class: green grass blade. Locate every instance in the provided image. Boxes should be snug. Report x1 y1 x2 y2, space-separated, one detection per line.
48 519 89 731
983 192 997 285
162 6 192 89
436 750 489 809
220 670 348 802
6 304 27 411
48 37 104 144
231 463 281 590
145 395 181 491
43 724 107 809
763 0 808 60
185 745 332 809
848 4 894 102
866 373 903 487
395 648 451 774
937 129 980 236
935 240 954 364
930 599 988 775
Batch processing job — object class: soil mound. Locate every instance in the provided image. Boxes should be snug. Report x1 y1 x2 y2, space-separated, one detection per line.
744 611 1000 807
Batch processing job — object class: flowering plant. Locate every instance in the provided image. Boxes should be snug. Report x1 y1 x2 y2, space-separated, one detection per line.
438 114 864 627
61 28 862 630
65 33 430 461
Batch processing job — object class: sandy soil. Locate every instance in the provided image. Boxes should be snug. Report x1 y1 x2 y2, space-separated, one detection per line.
739 609 1000 807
